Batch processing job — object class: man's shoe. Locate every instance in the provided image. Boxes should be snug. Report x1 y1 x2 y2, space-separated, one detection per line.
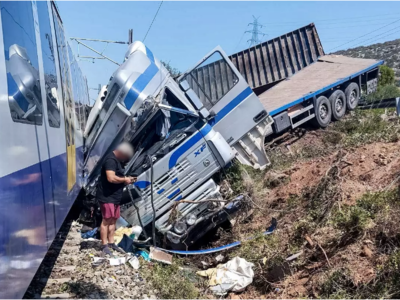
109 243 126 254
101 245 113 256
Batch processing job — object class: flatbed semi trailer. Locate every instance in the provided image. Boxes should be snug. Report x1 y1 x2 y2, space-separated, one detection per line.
258 55 383 132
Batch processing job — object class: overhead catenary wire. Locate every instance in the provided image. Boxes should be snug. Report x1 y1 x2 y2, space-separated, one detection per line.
143 1 163 42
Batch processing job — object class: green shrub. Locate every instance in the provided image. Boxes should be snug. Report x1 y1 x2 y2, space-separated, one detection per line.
379 65 396 87
331 206 371 234
331 190 399 234
365 84 400 102
330 110 400 147
142 262 199 299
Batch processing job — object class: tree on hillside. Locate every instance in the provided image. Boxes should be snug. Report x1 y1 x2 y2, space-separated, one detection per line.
161 60 181 78
379 65 395 87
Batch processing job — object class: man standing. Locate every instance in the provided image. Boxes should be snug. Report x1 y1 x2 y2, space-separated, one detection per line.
97 142 135 255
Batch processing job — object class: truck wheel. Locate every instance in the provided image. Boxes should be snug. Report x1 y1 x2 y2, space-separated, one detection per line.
329 90 346 121
313 96 332 128
345 82 360 110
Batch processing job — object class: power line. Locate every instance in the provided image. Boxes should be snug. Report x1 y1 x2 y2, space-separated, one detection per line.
338 25 400 50
143 1 163 42
259 12 400 25
317 21 395 30
316 16 400 26
265 18 400 33
232 31 247 53
327 18 400 52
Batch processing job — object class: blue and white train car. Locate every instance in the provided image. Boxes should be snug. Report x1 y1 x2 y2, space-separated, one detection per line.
0 1 89 298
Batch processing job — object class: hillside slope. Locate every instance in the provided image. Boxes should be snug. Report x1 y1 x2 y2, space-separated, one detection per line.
333 39 400 82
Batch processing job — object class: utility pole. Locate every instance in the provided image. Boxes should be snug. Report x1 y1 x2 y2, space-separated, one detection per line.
128 29 133 44
245 16 267 47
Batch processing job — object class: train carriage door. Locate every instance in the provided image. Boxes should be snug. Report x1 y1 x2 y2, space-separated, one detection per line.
51 4 76 192
179 47 270 169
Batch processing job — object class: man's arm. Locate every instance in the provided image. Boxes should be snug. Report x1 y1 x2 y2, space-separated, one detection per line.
105 170 130 184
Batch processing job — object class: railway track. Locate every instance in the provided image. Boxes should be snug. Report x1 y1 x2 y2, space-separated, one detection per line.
25 217 157 299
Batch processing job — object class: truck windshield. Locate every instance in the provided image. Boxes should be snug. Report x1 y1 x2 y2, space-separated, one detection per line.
125 88 198 175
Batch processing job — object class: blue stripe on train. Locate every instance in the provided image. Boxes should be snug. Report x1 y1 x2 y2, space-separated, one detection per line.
0 149 82 298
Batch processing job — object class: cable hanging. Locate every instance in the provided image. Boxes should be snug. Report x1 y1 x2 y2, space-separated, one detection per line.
143 1 163 42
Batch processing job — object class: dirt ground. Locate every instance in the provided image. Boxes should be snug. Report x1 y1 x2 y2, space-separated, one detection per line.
271 139 400 205
223 114 400 299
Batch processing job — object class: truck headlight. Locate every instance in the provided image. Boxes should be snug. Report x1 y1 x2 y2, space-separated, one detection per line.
186 213 197 226
174 220 187 234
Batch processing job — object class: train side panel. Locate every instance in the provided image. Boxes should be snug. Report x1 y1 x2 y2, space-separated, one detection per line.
0 1 88 298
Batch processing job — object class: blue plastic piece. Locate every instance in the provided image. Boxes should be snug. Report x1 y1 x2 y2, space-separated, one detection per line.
135 250 150 261
81 227 98 239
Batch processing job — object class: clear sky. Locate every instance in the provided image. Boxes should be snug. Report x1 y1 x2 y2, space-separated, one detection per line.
56 1 400 103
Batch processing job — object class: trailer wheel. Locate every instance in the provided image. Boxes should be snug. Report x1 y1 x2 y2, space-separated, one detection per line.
329 90 346 121
345 82 360 110
313 96 332 128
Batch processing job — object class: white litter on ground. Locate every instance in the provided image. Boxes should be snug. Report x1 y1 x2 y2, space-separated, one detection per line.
197 256 254 294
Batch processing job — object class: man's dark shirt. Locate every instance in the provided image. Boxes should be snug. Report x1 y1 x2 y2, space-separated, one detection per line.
96 152 125 204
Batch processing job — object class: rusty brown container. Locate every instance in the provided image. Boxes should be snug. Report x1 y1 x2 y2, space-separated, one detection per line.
228 23 324 93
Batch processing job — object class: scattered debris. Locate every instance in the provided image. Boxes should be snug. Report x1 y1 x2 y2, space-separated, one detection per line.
114 227 134 244
81 227 98 239
305 234 314 247
26 219 157 299
109 257 126 266
215 254 224 262
286 251 303 261
128 257 140 270
136 249 151 261
149 247 172 265
197 257 254 294
201 261 210 268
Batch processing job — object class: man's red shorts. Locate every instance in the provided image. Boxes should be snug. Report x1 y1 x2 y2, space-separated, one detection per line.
100 202 120 219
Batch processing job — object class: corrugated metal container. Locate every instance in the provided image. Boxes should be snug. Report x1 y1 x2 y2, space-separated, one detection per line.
229 23 324 92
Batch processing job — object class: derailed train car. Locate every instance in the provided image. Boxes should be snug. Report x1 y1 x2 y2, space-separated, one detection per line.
0 1 89 298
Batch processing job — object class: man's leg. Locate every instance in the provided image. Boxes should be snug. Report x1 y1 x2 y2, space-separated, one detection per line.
100 218 111 245
107 218 116 244
99 203 113 255
107 204 126 254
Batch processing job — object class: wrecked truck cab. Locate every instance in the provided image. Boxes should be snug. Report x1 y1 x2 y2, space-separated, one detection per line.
83 41 272 247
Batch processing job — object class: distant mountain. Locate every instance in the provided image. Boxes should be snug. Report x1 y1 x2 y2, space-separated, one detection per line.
333 39 400 82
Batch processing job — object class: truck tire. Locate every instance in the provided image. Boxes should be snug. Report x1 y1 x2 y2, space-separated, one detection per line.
329 90 346 121
345 82 360 110
313 96 332 128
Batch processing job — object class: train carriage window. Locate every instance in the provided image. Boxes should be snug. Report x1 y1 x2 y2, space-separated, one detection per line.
1 1 43 124
181 51 238 110
37 1 60 128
